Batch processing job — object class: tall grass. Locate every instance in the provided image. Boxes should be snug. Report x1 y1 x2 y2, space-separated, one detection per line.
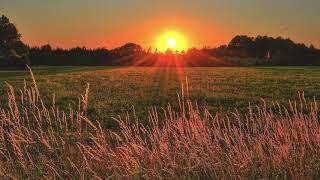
0 67 320 179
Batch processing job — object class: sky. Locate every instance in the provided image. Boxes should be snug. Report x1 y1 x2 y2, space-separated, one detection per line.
1 0 320 49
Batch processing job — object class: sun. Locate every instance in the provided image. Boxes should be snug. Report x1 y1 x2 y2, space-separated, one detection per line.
156 31 188 52
167 38 177 48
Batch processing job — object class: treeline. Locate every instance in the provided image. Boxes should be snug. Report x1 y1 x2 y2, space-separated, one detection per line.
29 45 110 66
205 35 320 65
1 14 320 68
29 43 234 67
29 36 320 66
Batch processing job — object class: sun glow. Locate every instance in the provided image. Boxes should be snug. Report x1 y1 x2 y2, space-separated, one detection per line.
167 38 177 48
156 31 188 52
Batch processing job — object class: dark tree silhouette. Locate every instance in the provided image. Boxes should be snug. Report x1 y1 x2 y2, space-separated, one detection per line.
228 35 254 57
27 34 320 67
0 15 29 68
205 35 320 66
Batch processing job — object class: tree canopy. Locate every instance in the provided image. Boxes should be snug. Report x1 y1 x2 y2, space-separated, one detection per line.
0 15 29 68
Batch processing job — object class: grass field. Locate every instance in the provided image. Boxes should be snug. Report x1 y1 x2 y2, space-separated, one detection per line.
1 66 320 128
1 66 320 178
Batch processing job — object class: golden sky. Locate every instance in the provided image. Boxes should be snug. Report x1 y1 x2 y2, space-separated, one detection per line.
2 0 319 49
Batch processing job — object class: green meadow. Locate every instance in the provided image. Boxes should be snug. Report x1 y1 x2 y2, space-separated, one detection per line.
1 66 319 128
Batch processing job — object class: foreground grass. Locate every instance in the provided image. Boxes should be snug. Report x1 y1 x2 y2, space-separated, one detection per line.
0 67 320 178
1 66 320 129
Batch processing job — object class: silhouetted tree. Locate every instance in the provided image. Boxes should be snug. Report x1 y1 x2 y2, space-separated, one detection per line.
228 35 254 57
0 15 29 68
117 43 143 56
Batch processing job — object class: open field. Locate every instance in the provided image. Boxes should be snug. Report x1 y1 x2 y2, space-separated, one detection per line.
1 66 320 178
1 66 320 128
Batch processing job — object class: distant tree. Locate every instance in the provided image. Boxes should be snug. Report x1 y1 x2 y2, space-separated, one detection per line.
228 35 254 57
0 15 21 51
0 15 29 67
146 46 152 54
41 44 52 52
310 44 315 50
164 48 173 55
228 35 253 48
122 43 143 54
113 43 143 57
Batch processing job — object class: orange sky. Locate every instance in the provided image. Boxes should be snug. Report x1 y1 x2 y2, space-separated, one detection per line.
104 16 229 50
2 0 320 49
20 16 229 50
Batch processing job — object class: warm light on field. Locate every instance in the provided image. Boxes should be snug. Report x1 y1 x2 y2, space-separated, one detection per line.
156 31 188 52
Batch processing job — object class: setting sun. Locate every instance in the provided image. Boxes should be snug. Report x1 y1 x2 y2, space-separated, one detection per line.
167 38 177 48
156 31 188 52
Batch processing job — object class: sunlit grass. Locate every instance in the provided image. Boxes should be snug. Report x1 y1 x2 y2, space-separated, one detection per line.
1 66 320 129
0 67 320 178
